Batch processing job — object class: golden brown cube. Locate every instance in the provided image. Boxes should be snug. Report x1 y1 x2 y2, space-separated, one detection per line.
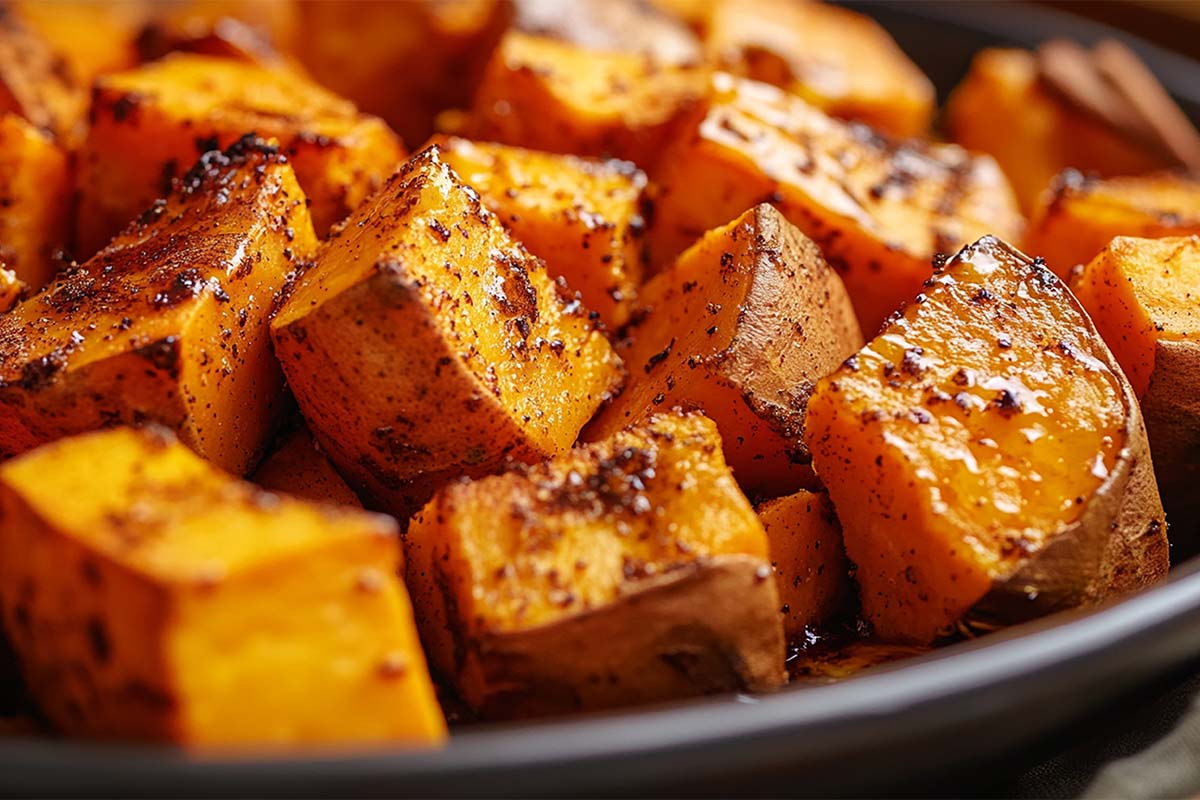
469 31 708 170
76 53 404 256
431 135 647 329
0 426 445 746
406 411 786 718
587 204 862 497
704 0 935 138
650 73 1024 333
272 146 623 516
1025 170 1200 277
0 135 318 474
0 113 70 291
252 427 362 509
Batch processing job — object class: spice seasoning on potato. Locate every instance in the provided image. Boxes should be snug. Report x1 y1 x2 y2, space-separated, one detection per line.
1072 235 1200 539
0 135 318 475
469 31 708 170
430 135 648 330
75 52 404 256
650 73 1023 333
405 411 786 719
757 490 853 639
806 236 1168 644
1025 170 1200 277
272 146 623 517
0 426 445 746
704 0 935 138
587 204 862 497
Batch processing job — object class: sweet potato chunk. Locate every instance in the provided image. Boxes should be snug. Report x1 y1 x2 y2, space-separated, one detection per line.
0 268 22 313
272 147 622 516
76 53 404 256
704 0 934 138
588 204 861 496
806 236 1168 644
0 8 86 142
252 427 361 508
0 136 318 474
1072 236 1200 534
10 1 143 89
0 114 70 291
0 427 445 746
1025 171 1200 278
650 74 1023 333
431 135 647 329
469 31 708 169
297 0 509 147
757 490 852 638
513 0 701 65
405 411 785 718
946 49 1175 213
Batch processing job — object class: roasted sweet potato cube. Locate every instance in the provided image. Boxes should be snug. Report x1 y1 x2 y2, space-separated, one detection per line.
297 0 509 147
430 135 647 329
650 74 1024 333
0 8 86 142
405 411 786 718
1025 171 1200 278
806 236 1167 644
513 0 701 65
0 114 70 291
252 427 361 508
757 490 852 638
10 1 143 88
587 204 861 497
469 31 708 169
1072 236 1200 535
946 49 1177 213
272 147 622 516
0 136 318 474
76 53 404 256
704 0 934 138
0 427 445 746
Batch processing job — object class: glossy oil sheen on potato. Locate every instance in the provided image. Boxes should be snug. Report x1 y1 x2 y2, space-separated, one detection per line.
806 236 1167 644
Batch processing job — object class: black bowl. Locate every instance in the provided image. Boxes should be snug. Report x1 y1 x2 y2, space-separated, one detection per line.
6 2 1200 797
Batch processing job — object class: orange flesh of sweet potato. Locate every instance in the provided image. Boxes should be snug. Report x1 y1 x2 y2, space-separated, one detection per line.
0 135 318 474
945 49 1178 214
429 135 647 330
1025 171 1200 278
587 203 862 497
650 73 1023 333
469 31 708 170
76 53 403 256
806 236 1167 643
0 8 87 143
1073 235 1200 533
0 426 445 746
272 146 622 516
0 113 70 291
757 489 852 638
405 410 785 718
251 427 362 508
704 0 934 138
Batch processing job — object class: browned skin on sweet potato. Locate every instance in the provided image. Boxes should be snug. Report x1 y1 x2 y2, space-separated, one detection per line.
0 135 318 475
405 411 785 719
587 204 862 497
650 73 1023 334
806 236 1168 644
272 146 622 517
1025 170 1200 277
757 490 853 638
1072 236 1200 542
